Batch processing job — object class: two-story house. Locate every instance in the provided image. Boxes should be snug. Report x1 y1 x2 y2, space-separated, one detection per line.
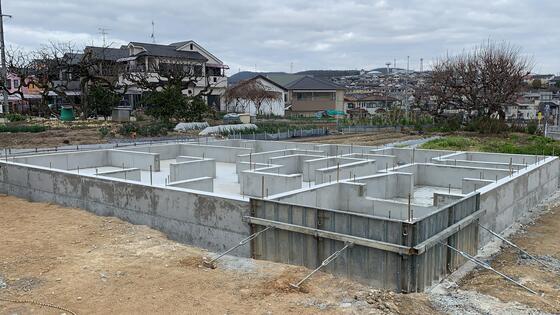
118 40 228 110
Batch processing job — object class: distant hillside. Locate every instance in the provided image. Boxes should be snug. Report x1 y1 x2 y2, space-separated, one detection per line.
228 69 363 85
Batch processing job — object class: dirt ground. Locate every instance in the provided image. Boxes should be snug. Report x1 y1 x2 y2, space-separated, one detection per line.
292 132 427 146
459 205 560 313
0 195 438 315
0 128 108 149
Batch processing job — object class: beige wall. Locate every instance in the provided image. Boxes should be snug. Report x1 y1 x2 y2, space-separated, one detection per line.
289 89 345 112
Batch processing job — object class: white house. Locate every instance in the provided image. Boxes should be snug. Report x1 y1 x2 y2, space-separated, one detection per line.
222 75 287 116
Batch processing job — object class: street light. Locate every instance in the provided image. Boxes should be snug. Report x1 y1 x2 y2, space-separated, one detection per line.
0 0 12 114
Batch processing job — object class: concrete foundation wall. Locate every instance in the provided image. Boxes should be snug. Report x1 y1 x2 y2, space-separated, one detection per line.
343 153 397 170
97 168 142 181
271 182 340 209
372 148 454 164
268 154 325 175
0 161 252 256
11 150 108 170
180 143 252 163
433 193 465 207
169 159 216 182
122 143 181 160
339 182 432 220
358 173 414 199
434 158 523 170
415 164 511 188
462 178 494 194
240 170 302 197
167 177 214 192
236 161 278 175
478 157 560 244
314 160 376 184
108 150 160 171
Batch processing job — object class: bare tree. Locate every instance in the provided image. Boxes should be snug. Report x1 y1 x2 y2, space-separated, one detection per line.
430 41 532 119
223 79 281 115
122 58 223 97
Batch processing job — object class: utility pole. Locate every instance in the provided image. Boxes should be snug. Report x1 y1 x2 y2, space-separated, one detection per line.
0 0 11 114
406 55 410 114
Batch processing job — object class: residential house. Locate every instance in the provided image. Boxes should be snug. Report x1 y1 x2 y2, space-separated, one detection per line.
222 75 287 116
118 40 228 110
2 73 43 114
508 91 560 123
344 93 400 114
283 76 345 116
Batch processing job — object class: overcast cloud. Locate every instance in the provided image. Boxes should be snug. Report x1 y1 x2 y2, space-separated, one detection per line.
3 0 559 75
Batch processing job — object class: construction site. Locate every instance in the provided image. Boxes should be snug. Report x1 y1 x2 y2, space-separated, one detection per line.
1 137 560 313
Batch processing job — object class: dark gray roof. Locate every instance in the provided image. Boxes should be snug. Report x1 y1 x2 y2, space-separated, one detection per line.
85 46 129 61
129 42 207 61
285 76 345 90
168 41 192 47
64 52 84 65
266 74 305 87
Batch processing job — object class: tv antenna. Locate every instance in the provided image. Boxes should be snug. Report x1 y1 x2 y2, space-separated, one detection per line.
150 21 156 43
98 27 110 47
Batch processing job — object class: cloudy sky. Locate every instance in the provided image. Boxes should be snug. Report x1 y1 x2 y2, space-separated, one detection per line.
3 0 559 75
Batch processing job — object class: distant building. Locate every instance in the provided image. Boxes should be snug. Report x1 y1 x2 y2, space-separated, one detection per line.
284 76 345 116
225 73 346 116
117 40 228 109
222 75 287 116
344 94 400 114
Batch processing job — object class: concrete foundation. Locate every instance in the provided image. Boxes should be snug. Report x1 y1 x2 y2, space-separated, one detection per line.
1 138 558 292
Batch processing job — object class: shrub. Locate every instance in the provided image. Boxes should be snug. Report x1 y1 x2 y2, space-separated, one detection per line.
0 124 47 133
117 122 170 137
526 120 538 135
430 116 462 132
5 113 25 122
465 117 508 134
99 126 110 138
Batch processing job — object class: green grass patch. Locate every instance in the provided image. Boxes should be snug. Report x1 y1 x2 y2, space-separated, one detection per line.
421 136 478 151
421 134 560 156
0 124 47 133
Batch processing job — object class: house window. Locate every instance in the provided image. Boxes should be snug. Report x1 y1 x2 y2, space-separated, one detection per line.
213 77 217 83
6 79 11 89
13 79 19 87
295 92 313 101
313 92 335 101
190 44 193 50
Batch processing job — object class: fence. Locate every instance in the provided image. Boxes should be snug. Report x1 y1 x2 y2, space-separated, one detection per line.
227 128 328 141
246 193 482 292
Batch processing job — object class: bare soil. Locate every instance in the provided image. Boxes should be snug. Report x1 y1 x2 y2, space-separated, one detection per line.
292 132 427 146
460 205 560 313
0 195 438 315
0 128 108 149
